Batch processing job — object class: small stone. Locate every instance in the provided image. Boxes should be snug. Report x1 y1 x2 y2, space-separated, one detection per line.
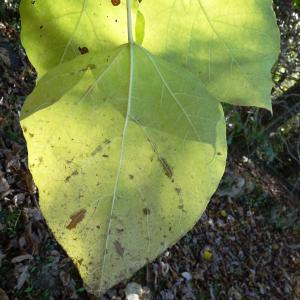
181 272 193 281
125 282 142 300
0 176 9 193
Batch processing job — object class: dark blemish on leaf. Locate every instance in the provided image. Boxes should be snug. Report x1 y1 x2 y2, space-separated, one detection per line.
66 158 74 164
102 154 109 158
29 132 34 138
91 145 103 156
38 157 43 165
175 187 181 195
80 64 96 72
147 138 173 178
169 227 172 231
40 25 43 29
111 0 120 6
31 0 35 4
96 225 101 229
23 126 27 133
159 157 173 178
78 258 83 265
143 208 151 215
78 46 89 55
129 174 134 180
217 152 222 156
85 85 94 95
65 170 79 182
114 240 124 257
104 139 111 144
66 209 87 230
178 204 186 212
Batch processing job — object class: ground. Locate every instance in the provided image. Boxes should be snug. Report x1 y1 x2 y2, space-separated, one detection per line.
0 1 299 299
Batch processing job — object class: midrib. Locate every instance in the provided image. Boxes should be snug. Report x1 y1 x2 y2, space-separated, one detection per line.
99 0 134 292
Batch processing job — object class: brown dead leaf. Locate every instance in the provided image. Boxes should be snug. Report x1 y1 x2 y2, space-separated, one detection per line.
0 175 9 193
0 288 9 300
16 265 29 290
11 254 33 263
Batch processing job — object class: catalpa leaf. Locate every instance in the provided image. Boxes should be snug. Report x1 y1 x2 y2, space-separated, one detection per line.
20 0 280 109
19 0 280 296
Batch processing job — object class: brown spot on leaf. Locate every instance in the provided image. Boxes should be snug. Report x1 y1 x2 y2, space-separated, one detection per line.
147 138 173 178
78 46 89 54
129 174 134 180
66 158 74 164
178 204 186 212
66 209 86 230
114 240 124 257
175 187 181 195
85 85 94 95
159 157 173 178
80 64 96 72
65 170 79 182
91 145 103 156
143 208 151 215
111 0 120 6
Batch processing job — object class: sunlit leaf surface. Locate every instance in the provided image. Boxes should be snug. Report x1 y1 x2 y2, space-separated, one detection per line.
20 0 279 108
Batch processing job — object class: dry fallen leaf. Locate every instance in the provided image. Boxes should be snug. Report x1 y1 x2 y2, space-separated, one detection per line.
0 288 9 300
11 254 33 263
16 265 29 290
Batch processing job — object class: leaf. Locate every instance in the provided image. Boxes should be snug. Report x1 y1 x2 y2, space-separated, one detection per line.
21 44 226 295
20 0 279 109
19 0 279 296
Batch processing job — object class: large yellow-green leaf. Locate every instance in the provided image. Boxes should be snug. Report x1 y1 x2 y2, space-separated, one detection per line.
20 0 279 109
21 44 226 295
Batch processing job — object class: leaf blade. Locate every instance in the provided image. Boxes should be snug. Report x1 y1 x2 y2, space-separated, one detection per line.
21 45 227 295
